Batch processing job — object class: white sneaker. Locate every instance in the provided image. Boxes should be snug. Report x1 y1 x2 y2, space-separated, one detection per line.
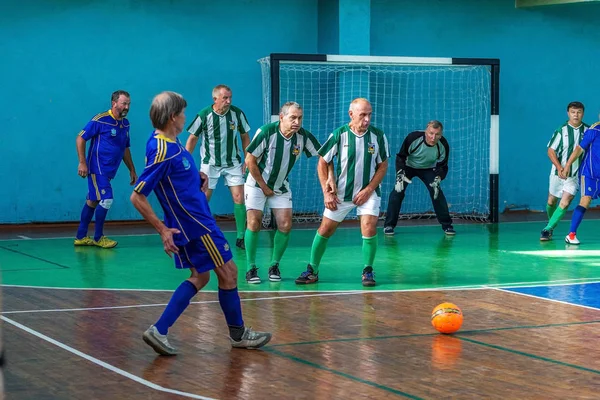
565 232 580 245
230 327 272 349
143 325 177 356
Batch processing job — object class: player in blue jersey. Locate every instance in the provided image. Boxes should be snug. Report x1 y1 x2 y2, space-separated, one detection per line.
130 91 271 356
74 90 137 248
562 120 600 245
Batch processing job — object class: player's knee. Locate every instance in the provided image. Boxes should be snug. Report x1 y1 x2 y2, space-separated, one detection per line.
246 214 262 231
86 199 99 208
99 199 113 210
216 260 238 288
231 192 244 204
277 220 292 233
559 198 573 209
189 273 210 291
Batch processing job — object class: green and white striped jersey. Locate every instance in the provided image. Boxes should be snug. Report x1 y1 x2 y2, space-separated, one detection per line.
186 105 250 167
547 121 589 177
319 124 389 202
246 122 321 194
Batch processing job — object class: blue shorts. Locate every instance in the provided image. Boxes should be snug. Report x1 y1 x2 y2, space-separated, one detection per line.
581 175 600 199
87 174 113 201
174 230 233 272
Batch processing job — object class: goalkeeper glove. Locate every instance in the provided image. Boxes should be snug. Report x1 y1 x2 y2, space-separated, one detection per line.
394 169 412 193
429 176 442 200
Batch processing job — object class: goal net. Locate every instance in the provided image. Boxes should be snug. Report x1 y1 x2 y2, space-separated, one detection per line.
258 54 499 225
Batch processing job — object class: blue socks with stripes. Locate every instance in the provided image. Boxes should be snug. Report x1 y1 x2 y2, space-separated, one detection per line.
155 280 198 335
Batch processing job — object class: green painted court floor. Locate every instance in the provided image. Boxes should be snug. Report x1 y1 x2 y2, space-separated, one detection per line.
1 220 600 291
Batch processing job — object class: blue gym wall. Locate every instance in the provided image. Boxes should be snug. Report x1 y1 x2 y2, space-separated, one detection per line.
0 0 318 223
2 0 600 223
371 0 600 213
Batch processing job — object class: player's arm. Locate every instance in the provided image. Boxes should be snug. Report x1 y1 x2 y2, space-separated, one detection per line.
546 130 564 174
130 148 180 256
185 114 204 154
318 157 341 210
238 110 252 173
122 148 138 185
245 129 274 196
395 135 413 172
433 137 450 180
245 152 274 197
547 148 563 174
76 135 88 178
131 191 180 256
353 160 388 206
240 132 250 173
355 132 390 205
561 145 584 178
76 120 99 178
185 134 199 154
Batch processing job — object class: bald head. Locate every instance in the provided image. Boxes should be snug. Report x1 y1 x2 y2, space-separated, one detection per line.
348 98 373 134
150 91 187 130
348 97 371 112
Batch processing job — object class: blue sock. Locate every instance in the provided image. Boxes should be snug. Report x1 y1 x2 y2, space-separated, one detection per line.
155 280 198 335
218 287 244 328
569 205 587 233
93 205 109 241
76 203 95 239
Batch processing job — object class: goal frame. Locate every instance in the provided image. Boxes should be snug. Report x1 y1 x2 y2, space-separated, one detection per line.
265 53 500 223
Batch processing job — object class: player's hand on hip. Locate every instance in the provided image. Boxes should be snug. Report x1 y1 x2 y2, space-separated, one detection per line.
160 227 181 257
429 176 442 200
129 170 138 186
199 171 209 193
78 162 88 178
325 176 337 195
324 192 341 211
394 169 412 193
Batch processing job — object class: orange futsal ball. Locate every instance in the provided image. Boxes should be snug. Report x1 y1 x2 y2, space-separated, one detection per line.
431 302 463 334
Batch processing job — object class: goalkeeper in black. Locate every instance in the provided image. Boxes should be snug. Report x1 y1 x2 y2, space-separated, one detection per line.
383 120 455 236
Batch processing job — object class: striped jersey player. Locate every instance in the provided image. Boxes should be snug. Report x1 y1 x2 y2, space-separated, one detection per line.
295 98 389 287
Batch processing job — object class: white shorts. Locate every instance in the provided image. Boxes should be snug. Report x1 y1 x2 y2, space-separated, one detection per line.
549 174 578 198
323 192 381 222
244 184 293 211
200 164 245 190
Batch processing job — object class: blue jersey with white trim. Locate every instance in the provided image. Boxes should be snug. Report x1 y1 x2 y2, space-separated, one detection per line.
579 123 600 179
78 110 130 179
134 132 218 246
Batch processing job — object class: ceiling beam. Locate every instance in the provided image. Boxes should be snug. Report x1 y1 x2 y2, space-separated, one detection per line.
516 0 600 7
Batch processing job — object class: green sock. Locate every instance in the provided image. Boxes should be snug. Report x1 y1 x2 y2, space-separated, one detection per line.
362 235 377 267
234 203 247 239
244 229 259 272
545 206 567 231
309 232 329 274
271 230 290 265
546 203 558 220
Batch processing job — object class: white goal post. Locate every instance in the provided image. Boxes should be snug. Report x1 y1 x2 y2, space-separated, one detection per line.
258 53 499 225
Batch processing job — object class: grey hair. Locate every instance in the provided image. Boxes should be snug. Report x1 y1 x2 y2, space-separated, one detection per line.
149 91 187 130
427 120 444 131
212 84 232 98
349 98 370 112
280 101 302 116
